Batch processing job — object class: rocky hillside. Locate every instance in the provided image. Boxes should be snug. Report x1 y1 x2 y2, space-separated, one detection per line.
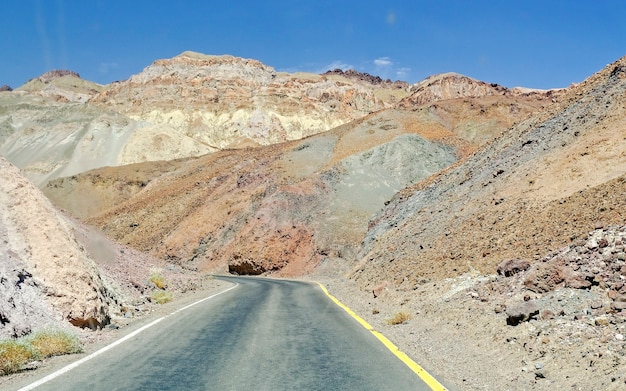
0 87 213 188
398 72 560 108
91 51 409 149
45 84 550 277
0 155 214 341
16 69 104 103
0 157 116 338
0 52 411 188
355 57 626 287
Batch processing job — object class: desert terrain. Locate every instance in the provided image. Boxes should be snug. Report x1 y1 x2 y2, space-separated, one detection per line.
1 52 625 390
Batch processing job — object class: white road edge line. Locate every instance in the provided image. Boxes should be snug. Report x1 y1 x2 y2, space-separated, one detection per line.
18 282 239 391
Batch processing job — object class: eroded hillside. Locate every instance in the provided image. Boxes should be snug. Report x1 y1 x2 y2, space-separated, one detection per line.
356 57 626 287
45 85 551 277
0 52 410 187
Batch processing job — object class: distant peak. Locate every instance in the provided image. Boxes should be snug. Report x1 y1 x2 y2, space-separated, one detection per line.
0 84 12 92
177 51 233 61
37 69 81 83
322 68 408 88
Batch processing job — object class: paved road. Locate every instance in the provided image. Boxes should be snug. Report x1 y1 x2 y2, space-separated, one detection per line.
20 277 436 390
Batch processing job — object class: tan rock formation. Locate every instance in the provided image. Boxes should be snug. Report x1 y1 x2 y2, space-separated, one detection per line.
0 157 116 336
91 51 408 149
399 72 561 108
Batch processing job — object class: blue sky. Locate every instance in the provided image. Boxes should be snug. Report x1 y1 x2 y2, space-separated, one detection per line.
2 1 625 89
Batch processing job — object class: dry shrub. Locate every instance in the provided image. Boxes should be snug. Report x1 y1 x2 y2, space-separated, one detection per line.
28 329 82 358
151 290 173 304
0 329 83 376
387 311 411 325
0 340 36 375
149 268 167 289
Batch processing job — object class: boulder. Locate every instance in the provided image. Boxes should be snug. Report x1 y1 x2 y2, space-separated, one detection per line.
497 258 531 277
506 301 539 326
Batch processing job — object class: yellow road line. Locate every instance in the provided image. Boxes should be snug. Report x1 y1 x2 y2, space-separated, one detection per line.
318 283 448 391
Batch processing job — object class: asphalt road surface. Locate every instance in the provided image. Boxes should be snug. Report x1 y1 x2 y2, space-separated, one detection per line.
20 276 438 390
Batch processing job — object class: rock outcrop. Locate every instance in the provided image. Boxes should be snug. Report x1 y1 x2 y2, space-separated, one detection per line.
36 70 81 83
322 68 409 89
0 157 117 338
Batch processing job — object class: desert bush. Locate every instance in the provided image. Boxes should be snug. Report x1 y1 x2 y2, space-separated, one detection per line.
0 340 36 375
149 268 167 289
151 290 173 304
0 329 83 376
387 311 411 325
27 329 82 358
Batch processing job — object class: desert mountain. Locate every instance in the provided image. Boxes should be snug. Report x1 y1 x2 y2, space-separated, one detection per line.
0 52 410 188
355 57 626 287
90 51 408 148
16 70 104 103
44 84 552 276
4 49 626 389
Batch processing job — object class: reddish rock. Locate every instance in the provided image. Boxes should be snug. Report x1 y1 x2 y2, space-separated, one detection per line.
497 258 531 277
524 263 564 293
372 281 390 298
562 268 593 289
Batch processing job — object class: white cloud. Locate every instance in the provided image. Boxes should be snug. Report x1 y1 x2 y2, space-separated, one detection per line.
396 67 411 79
374 57 393 67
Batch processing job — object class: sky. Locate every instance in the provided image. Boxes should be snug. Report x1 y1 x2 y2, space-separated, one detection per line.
1 1 625 90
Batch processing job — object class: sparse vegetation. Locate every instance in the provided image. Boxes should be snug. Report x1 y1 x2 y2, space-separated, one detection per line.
0 328 82 376
149 268 167 289
150 290 173 304
387 311 411 325
28 328 82 358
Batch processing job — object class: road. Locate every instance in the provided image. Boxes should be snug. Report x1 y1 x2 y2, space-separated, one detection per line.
18 276 440 390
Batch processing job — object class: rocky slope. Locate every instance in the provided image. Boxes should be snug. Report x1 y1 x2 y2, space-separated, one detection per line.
355 56 626 286
323 59 626 389
398 72 560 108
16 70 103 103
0 157 116 338
45 84 550 277
0 155 212 341
0 89 213 187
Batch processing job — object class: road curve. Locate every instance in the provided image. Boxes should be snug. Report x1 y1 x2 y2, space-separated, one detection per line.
19 276 439 390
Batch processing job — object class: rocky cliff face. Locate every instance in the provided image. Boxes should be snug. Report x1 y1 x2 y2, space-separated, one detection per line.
0 157 118 338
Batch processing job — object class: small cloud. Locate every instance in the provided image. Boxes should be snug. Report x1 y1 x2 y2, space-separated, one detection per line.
386 11 396 26
396 67 411 79
374 57 393 67
98 62 119 75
